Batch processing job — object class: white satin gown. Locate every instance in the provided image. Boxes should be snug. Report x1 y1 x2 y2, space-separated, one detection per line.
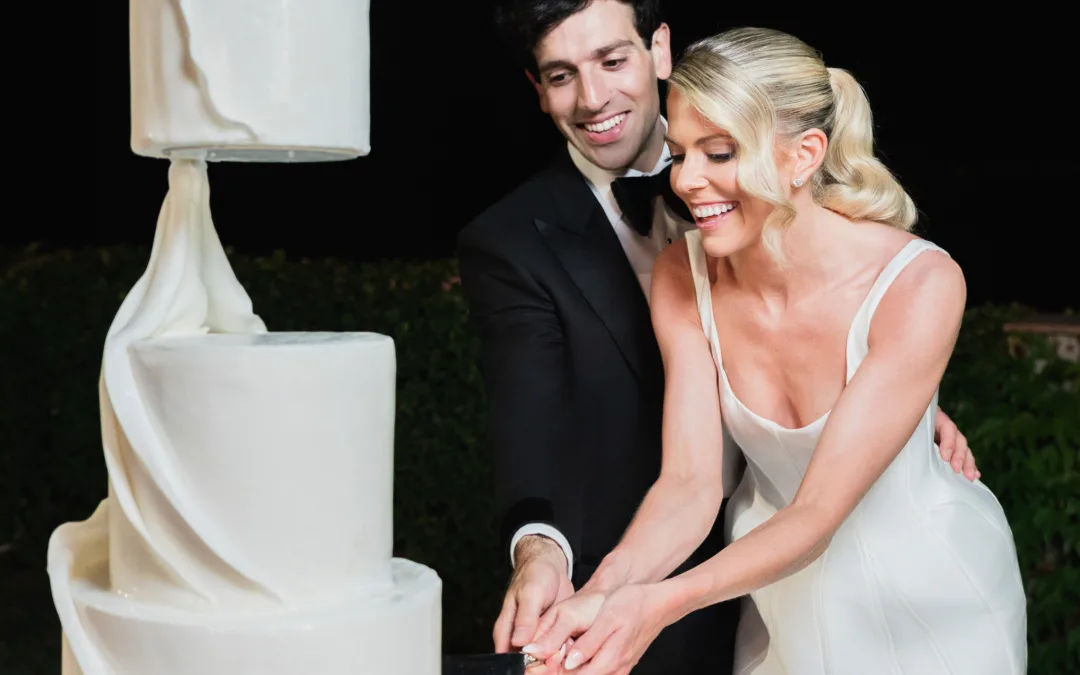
682 232 1028 675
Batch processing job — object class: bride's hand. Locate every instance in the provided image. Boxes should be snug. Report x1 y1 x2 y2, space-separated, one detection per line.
524 584 669 673
520 590 605 668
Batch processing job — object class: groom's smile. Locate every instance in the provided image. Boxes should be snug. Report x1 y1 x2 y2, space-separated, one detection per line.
578 112 628 144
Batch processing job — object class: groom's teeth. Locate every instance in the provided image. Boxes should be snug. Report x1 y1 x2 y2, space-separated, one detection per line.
583 114 626 132
692 203 737 218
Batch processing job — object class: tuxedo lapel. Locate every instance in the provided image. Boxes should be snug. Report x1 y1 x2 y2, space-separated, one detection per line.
534 151 662 387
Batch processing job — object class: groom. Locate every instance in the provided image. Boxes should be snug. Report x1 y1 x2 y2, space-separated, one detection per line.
457 1 976 673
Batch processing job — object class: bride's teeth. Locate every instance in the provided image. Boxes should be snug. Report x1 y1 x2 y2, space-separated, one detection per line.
584 114 625 132
692 203 737 218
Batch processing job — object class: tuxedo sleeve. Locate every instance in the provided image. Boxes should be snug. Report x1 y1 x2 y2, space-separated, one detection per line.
457 226 582 577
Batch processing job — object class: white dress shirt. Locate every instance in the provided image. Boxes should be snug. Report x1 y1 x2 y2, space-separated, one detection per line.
566 135 697 300
510 123 694 578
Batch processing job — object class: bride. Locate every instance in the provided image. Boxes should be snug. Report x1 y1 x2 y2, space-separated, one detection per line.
521 27 1027 675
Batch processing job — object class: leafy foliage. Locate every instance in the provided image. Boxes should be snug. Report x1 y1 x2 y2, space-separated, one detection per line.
1 245 1076 674
938 304 1080 672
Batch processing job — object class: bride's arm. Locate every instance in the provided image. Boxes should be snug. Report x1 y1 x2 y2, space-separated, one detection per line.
582 242 728 594
656 250 967 623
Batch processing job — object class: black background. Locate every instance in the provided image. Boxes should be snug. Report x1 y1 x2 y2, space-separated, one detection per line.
54 4 1074 310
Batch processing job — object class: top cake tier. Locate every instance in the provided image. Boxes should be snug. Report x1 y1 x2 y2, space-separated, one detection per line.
130 0 371 162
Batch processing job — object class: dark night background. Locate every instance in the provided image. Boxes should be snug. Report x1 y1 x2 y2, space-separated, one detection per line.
0 2 1075 674
62 5 1073 311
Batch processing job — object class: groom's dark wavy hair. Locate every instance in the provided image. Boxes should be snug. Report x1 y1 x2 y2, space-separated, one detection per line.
493 0 664 79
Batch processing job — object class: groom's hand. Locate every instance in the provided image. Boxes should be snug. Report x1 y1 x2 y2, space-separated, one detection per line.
935 408 980 481
494 535 575 654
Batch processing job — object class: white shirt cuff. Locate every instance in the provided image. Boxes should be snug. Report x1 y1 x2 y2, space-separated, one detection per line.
509 523 574 580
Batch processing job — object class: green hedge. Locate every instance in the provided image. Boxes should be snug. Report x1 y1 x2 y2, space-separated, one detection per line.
1 245 1077 674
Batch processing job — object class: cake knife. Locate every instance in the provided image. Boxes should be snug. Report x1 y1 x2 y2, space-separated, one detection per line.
442 652 540 674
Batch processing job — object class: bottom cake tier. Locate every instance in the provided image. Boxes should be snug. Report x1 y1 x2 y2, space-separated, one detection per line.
51 508 442 675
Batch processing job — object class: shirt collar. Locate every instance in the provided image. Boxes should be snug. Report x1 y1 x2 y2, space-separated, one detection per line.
566 116 671 192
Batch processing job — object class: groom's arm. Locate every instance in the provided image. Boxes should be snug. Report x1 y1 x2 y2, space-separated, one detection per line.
457 223 580 579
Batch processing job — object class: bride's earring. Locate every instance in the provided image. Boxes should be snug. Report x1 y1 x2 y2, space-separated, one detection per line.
792 177 805 188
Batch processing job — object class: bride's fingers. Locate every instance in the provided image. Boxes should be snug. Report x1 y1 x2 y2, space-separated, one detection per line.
527 627 571 671
532 604 560 641
562 624 616 671
575 634 633 675
542 639 570 670
523 609 580 660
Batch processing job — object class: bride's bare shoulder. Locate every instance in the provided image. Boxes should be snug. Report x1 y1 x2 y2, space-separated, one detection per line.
655 237 692 273
652 239 693 299
869 237 966 351
651 239 702 328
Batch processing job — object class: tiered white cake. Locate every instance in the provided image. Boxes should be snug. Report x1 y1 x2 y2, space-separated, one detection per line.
47 2 442 674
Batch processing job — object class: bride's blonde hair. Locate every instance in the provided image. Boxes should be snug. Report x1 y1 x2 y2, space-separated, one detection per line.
668 27 917 263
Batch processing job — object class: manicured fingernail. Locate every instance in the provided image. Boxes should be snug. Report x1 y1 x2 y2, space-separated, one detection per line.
565 649 584 670
521 644 540 655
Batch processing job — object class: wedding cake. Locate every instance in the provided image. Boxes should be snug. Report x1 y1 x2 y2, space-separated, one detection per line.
46 2 442 674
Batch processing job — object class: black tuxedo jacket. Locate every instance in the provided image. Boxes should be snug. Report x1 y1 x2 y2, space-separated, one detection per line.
457 146 738 674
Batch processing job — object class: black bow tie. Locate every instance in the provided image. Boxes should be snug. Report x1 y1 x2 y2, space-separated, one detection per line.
611 166 693 236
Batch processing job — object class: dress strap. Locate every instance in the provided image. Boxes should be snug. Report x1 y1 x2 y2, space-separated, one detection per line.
845 238 949 382
685 231 720 352
860 239 948 322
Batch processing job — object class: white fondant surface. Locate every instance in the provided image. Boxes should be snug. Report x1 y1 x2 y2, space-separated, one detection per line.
48 160 441 674
54 503 441 675
112 330 397 607
130 0 371 161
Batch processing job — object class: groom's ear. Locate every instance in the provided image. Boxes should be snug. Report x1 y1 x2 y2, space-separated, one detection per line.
650 23 672 80
524 69 549 114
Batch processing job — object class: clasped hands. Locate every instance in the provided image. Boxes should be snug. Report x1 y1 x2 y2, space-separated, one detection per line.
524 581 669 674
494 411 978 673
495 537 669 675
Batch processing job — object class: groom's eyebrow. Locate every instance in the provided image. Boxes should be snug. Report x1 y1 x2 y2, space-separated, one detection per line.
538 39 637 74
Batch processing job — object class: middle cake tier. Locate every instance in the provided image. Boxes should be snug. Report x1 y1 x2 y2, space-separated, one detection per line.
108 331 396 607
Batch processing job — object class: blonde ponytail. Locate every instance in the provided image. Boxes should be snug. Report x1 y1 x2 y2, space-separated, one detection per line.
819 68 916 230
